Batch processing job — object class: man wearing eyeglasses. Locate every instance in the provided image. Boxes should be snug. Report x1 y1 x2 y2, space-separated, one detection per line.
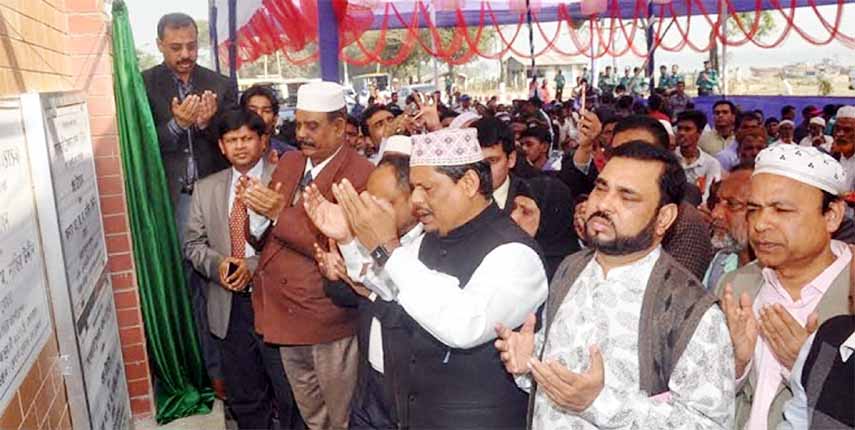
704 163 754 290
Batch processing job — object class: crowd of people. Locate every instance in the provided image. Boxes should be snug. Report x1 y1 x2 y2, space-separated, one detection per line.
143 12 854 430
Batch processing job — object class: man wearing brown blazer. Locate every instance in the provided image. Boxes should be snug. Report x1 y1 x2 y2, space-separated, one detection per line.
243 82 374 430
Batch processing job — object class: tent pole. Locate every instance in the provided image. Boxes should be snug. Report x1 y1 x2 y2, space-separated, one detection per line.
228 0 237 83
721 1 728 96
318 0 341 83
646 1 655 94
590 19 597 90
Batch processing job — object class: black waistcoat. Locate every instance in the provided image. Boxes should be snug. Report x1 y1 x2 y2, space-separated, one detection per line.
385 203 543 430
801 315 854 429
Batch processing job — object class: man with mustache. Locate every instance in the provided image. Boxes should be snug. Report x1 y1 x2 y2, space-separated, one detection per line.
717 144 852 428
496 141 734 429
326 127 548 429
142 12 238 397
704 162 754 290
242 81 374 429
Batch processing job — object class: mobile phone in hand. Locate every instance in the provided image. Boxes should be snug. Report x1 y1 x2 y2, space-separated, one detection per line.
227 261 238 278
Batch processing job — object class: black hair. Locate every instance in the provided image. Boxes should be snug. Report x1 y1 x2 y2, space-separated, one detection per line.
602 115 619 128
821 190 840 214
615 84 627 93
613 115 670 150
239 84 280 115
737 111 762 129
474 117 515 155
360 104 391 135
609 141 686 207
764 117 779 127
157 13 197 39
802 105 817 115
781 105 796 117
712 100 736 114
616 95 634 110
648 94 665 112
346 114 360 128
216 109 266 141
520 126 550 144
378 154 412 193
435 160 493 198
676 110 708 132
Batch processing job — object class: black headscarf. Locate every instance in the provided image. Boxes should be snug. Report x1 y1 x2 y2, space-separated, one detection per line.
524 176 580 282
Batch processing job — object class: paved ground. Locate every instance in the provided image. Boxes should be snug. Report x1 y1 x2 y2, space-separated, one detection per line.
134 399 226 430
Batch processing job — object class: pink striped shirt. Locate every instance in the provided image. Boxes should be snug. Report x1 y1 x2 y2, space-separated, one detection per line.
746 240 851 429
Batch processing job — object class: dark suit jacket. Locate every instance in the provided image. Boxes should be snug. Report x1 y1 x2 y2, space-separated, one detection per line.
557 150 598 197
142 63 238 207
183 160 276 339
253 147 374 345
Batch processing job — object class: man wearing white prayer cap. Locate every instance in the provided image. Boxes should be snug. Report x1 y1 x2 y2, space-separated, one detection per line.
771 119 796 146
326 127 547 429
799 116 833 152
716 144 853 429
244 80 375 430
832 105 855 192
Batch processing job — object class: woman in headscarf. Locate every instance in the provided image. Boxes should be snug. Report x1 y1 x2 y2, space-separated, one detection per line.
510 175 580 282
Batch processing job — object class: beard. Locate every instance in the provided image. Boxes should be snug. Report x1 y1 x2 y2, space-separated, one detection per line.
586 211 657 256
711 231 745 254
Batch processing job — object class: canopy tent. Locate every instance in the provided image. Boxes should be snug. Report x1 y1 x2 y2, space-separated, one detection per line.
209 0 855 81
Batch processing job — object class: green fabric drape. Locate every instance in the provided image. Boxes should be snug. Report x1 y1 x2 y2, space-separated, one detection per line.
110 1 213 423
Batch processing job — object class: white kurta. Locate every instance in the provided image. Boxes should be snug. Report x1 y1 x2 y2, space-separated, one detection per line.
520 247 736 429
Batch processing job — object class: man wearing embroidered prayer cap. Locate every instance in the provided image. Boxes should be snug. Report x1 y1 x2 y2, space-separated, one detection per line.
243 80 374 429
327 127 548 429
832 105 855 192
715 144 853 429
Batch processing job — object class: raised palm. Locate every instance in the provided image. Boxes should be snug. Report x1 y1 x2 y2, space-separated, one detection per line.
303 184 351 242
495 314 537 375
722 285 758 376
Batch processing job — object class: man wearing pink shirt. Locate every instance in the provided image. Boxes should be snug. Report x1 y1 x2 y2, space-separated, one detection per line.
716 144 852 429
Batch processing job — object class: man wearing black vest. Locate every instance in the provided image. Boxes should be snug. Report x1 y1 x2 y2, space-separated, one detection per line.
496 142 734 429
781 271 854 429
331 127 548 429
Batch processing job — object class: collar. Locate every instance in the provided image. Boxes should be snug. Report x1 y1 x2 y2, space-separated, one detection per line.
167 64 194 86
401 223 424 245
760 240 852 305
493 175 512 210
591 246 662 292
231 159 264 186
304 146 343 178
678 147 710 168
842 330 855 362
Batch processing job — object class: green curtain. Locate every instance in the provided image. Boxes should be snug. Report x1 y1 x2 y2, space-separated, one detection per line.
110 0 213 424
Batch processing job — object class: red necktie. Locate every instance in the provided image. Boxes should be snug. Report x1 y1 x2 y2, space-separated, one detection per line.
229 176 249 258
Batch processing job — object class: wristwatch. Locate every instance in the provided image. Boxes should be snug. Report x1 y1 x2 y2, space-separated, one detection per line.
370 244 393 267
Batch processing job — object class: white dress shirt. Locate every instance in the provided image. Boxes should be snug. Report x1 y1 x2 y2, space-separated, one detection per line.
678 148 722 204
492 177 511 210
798 135 833 153
338 224 425 373
383 236 548 350
838 153 855 193
521 247 735 429
230 160 268 256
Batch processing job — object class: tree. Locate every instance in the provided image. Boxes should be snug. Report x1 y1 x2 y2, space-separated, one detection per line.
709 12 776 71
343 26 495 84
136 48 160 71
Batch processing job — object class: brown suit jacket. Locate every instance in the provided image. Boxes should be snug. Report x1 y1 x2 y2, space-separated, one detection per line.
253 146 374 345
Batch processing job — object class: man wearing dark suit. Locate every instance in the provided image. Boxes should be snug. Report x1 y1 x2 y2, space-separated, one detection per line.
142 12 238 395
243 82 375 430
183 110 301 429
474 117 532 212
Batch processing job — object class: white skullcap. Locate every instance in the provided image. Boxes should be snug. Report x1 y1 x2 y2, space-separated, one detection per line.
448 111 481 129
837 105 855 119
382 135 412 156
754 144 847 195
778 119 795 127
809 116 826 127
296 81 345 112
659 119 674 137
411 128 482 167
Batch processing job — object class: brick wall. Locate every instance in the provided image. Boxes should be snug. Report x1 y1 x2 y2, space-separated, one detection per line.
0 0 154 427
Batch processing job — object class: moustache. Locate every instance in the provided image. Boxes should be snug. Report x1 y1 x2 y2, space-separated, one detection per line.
586 211 614 227
299 140 316 148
